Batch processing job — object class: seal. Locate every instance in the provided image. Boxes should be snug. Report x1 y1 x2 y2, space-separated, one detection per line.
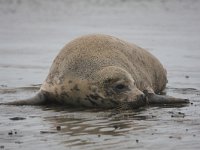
2 34 189 109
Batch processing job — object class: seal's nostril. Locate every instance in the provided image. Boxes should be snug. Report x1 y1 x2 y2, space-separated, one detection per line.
139 94 145 99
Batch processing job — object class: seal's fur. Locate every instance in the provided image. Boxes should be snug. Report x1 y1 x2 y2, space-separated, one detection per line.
2 34 189 108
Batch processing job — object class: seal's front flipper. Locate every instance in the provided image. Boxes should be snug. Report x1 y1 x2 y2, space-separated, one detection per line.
146 93 189 105
0 92 46 106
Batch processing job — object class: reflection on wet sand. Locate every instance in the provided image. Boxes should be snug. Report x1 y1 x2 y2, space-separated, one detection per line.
41 107 150 148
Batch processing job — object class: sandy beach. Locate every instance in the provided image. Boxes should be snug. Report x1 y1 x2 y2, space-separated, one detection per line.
0 0 200 149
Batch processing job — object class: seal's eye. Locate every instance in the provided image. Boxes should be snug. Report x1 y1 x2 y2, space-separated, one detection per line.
114 84 127 92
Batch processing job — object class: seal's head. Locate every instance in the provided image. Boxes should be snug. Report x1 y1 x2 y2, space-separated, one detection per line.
86 66 146 109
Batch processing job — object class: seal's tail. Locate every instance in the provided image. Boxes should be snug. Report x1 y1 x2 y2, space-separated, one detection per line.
0 92 46 106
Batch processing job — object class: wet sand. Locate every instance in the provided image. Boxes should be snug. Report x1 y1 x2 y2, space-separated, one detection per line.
0 0 200 149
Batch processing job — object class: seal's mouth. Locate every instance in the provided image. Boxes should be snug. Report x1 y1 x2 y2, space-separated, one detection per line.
116 96 147 110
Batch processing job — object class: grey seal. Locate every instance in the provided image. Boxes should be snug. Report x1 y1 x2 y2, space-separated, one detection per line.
2 34 189 109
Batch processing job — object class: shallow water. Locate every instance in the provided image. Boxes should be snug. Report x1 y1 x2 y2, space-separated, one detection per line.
0 0 200 149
